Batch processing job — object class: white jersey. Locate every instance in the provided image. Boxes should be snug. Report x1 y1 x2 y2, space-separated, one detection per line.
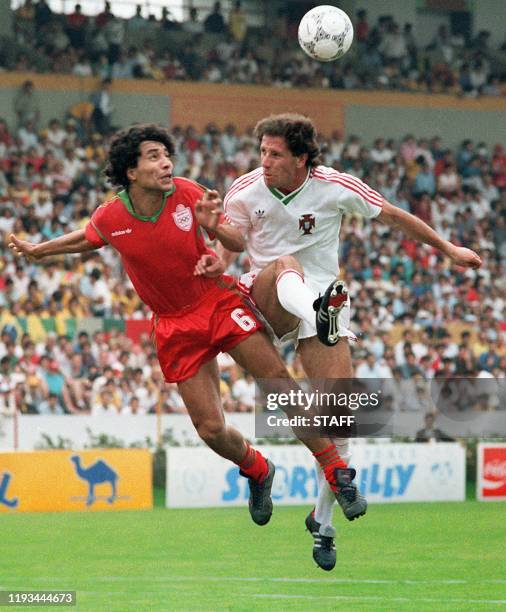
224 165 383 293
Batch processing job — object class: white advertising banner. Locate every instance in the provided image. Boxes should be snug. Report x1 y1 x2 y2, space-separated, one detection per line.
166 442 465 508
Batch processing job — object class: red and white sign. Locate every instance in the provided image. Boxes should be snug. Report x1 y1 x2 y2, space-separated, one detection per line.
477 443 506 501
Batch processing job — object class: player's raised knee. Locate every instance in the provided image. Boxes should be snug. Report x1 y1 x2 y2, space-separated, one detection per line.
274 256 304 277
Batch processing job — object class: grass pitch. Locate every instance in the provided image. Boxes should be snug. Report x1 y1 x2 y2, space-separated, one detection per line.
1 490 505 611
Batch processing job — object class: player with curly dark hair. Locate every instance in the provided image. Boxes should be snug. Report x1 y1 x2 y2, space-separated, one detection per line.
8 122 358 530
104 124 176 188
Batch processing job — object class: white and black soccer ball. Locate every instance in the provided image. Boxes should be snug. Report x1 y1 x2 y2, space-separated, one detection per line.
298 5 354 62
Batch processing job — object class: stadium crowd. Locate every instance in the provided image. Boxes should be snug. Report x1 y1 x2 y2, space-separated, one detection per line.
3 1 505 95
0 105 505 416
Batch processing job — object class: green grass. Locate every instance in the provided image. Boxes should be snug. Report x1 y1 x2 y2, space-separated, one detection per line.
1 496 505 611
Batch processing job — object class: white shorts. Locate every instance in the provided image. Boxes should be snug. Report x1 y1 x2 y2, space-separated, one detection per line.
237 271 357 345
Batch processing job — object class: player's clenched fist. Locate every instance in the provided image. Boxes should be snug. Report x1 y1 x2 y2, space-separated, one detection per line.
195 189 223 231
193 254 226 277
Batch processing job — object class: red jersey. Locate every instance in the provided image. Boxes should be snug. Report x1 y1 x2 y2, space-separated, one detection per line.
84 177 220 315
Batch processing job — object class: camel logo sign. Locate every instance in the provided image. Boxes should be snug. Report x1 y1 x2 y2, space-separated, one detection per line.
477 444 506 501
0 450 152 513
70 455 121 507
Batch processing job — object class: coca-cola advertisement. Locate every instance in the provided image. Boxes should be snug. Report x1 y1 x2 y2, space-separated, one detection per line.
477 444 506 501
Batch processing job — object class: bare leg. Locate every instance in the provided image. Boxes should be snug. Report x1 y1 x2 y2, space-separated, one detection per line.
228 330 334 455
298 335 354 379
178 358 247 463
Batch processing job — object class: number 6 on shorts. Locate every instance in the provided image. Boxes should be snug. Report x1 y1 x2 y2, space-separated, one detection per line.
231 308 256 331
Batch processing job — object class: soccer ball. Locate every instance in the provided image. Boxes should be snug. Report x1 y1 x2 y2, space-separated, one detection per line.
298 5 354 62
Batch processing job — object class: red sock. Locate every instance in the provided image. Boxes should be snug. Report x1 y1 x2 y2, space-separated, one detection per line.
314 444 347 492
238 443 269 483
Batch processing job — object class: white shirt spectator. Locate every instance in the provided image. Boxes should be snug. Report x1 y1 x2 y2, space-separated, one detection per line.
72 60 93 77
0 385 14 416
370 146 393 164
380 29 407 60
91 399 118 417
105 17 125 46
356 357 385 378
232 376 256 408
11 271 30 301
47 123 67 148
62 153 83 181
0 209 16 234
395 339 428 365
17 126 39 150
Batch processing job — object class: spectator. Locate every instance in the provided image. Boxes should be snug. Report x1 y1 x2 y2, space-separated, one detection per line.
90 78 114 135
228 1 247 43
380 22 407 64
91 387 118 416
160 8 179 32
413 159 436 196
437 162 460 195
356 352 385 378
65 3 87 50
38 392 65 415
34 0 52 30
182 7 203 35
72 49 93 77
13 81 40 129
204 1 226 34
231 371 255 410
355 9 369 46
0 382 15 416
128 4 146 31
415 412 454 442
104 13 125 64
95 1 113 29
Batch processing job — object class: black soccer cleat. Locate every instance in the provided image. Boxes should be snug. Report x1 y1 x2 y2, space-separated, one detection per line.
305 510 336 571
313 280 348 346
243 459 275 526
334 467 367 521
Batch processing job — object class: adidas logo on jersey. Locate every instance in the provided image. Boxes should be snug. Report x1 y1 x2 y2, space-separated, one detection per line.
111 228 132 237
254 209 265 219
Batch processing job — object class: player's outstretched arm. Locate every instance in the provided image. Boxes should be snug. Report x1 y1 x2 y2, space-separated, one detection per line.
377 200 482 269
9 229 99 261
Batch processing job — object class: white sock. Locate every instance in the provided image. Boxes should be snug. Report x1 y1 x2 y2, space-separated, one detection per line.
314 462 335 529
314 439 351 530
333 437 351 465
276 269 317 326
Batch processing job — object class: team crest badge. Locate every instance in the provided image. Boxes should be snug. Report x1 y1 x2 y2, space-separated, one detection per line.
172 204 193 231
299 214 315 235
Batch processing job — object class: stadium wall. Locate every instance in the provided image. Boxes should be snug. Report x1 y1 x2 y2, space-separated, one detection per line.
1 73 505 148
3 412 504 452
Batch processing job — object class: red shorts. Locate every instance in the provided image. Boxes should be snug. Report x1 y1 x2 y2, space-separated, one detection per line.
153 280 262 383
